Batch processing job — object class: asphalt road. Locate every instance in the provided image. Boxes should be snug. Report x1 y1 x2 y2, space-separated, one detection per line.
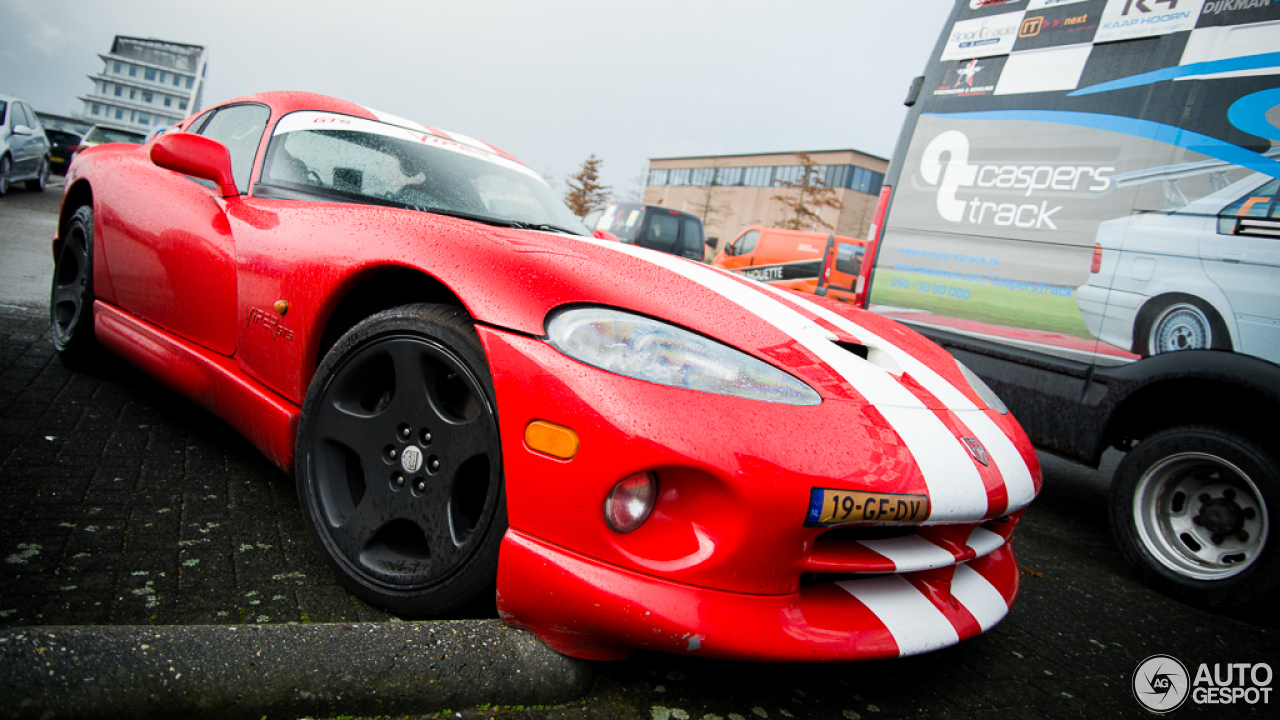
1 184 1276 719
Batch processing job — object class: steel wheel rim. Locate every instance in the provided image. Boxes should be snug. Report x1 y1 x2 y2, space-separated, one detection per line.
51 222 89 342
1150 303 1211 353
1133 452 1268 580
307 333 501 589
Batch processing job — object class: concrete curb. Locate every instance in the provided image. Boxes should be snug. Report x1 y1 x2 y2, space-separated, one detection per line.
0 620 595 720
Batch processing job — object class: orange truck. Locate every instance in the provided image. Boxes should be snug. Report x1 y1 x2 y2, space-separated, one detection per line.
712 225 865 297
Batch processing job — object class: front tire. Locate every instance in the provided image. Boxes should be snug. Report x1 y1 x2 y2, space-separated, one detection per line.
0 155 11 196
50 205 98 361
1110 425 1278 607
296 303 506 616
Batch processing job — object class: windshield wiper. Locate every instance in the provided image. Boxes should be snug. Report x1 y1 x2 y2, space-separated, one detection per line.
508 221 585 236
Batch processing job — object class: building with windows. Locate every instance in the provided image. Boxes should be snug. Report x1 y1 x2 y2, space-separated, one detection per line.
77 36 208 133
643 149 888 255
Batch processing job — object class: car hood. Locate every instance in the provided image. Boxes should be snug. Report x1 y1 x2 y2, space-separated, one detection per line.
436 219 987 413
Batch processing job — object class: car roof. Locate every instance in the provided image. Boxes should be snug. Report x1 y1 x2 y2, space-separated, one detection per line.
608 202 701 221
205 91 527 168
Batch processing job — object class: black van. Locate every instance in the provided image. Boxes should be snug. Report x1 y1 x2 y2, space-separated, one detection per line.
583 203 706 261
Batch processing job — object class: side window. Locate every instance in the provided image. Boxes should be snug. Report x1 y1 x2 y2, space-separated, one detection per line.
12 103 31 129
736 229 760 255
641 214 681 253
1218 179 1279 234
680 218 703 255
23 104 42 130
195 104 271 193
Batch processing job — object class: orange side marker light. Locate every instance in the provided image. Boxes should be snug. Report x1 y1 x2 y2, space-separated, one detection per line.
525 420 579 460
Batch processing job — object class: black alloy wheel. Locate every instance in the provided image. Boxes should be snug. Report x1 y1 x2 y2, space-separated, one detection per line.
50 205 97 360
296 303 505 616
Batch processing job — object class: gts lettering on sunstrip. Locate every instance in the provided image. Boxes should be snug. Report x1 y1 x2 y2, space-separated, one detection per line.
579 237 991 522
754 282 1038 513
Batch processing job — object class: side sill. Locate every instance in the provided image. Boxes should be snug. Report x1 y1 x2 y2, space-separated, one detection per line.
94 301 300 472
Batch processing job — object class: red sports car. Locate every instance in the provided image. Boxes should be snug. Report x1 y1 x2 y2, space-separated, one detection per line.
51 91 1040 661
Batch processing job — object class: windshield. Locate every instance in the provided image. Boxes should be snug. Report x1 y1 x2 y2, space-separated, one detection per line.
84 127 144 144
260 111 587 235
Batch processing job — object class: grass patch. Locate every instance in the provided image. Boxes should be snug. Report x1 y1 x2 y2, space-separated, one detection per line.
870 269 1093 339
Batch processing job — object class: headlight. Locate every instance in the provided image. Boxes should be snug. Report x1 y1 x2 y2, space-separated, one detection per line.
955 359 1008 415
546 307 821 406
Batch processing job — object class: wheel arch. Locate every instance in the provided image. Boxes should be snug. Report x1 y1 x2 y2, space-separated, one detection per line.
56 179 95 252
1098 355 1280 458
312 265 466 373
1132 291 1234 355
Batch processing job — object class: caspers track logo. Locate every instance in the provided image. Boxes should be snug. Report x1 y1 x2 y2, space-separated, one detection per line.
1134 655 1190 713
919 131 1115 231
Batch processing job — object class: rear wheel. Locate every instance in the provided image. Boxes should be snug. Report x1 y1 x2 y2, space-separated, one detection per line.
1134 295 1229 356
50 205 98 361
25 157 48 192
295 303 505 616
1110 425 1278 607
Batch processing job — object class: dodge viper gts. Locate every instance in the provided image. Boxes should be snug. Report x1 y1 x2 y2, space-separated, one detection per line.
51 91 1040 661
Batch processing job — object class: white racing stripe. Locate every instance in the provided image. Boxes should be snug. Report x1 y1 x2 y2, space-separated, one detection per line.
952 563 1009 631
755 282 1038 512
579 240 992 521
836 576 959 656
859 535 956 573
965 526 1006 558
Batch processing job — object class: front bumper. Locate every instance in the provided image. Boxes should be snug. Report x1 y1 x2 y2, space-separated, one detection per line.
476 324 1037 661
498 526 1021 661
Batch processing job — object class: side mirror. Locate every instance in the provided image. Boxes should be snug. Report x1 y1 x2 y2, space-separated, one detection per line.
12 125 33 137
593 229 620 242
150 132 238 198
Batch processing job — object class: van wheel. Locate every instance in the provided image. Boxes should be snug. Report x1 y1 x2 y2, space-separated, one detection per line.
1134 295 1229 356
1110 425 1278 607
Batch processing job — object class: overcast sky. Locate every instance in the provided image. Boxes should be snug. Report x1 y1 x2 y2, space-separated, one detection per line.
1 0 955 197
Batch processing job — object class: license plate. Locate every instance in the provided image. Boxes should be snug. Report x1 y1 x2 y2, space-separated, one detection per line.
50 155 64 163
805 487 929 526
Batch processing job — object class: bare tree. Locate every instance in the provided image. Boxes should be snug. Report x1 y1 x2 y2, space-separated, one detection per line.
564 154 611 216
771 152 843 231
694 158 731 230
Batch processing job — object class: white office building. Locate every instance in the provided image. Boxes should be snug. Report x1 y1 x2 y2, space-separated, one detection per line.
77 36 208 133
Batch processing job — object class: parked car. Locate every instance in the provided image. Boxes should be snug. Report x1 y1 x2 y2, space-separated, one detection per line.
713 225 864 295
1077 173 1279 363
70 124 144 163
44 129 82 175
54 91 1039 662
0 93 50 194
582 202 706 261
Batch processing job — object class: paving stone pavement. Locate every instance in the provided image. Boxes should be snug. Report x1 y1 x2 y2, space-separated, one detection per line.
0 304 404 630
4 298 1279 719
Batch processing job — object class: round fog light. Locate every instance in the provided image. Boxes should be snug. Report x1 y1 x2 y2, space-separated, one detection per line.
604 472 658 533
